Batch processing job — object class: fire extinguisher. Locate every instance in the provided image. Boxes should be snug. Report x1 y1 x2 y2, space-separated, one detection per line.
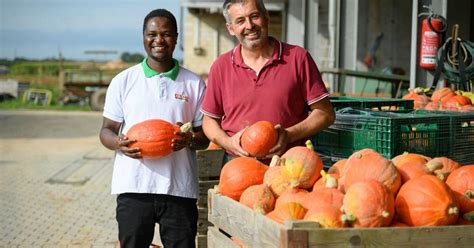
419 7 447 70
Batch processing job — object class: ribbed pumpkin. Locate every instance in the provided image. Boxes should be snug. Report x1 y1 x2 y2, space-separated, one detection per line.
342 149 401 194
426 157 461 181
126 119 185 158
266 202 307 224
445 165 474 214
263 156 290 197
280 140 323 189
395 175 459 226
443 95 472 107
397 160 431 183
274 188 309 208
342 180 395 228
241 121 278 157
312 171 339 191
327 159 347 175
391 152 430 168
239 184 275 214
304 205 346 228
402 88 430 109
431 87 456 103
218 157 268 201
304 188 344 210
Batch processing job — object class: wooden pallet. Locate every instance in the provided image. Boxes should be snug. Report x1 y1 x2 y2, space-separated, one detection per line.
207 188 474 248
196 149 224 247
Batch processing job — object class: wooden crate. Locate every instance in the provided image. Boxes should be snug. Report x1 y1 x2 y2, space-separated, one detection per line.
207 188 474 248
196 149 225 247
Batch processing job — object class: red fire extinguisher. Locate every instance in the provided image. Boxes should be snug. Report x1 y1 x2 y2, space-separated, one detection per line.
419 8 447 70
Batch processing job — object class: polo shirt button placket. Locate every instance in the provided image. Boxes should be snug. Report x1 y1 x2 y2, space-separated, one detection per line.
158 75 166 99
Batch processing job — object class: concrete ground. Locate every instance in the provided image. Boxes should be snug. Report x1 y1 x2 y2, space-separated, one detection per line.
0 110 162 247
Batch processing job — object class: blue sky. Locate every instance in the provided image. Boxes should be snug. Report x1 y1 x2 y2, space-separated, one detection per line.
0 0 182 61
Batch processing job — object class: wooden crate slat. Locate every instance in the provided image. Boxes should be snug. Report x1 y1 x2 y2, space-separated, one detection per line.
208 189 474 248
208 188 282 247
207 227 240 248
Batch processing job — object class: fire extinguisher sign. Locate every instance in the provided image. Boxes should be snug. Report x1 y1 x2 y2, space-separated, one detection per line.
421 30 440 65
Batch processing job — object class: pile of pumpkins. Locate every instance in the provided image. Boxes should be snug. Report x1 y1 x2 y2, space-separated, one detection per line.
402 87 474 111
217 121 474 229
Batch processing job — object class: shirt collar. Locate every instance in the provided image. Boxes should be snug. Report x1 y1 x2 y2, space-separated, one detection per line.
141 57 180 80
231 36 282 66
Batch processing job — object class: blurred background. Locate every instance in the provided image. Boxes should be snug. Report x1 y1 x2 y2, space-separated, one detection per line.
1 0 473 111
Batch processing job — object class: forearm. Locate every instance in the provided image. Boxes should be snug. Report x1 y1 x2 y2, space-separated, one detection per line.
286 109 335 143
202 115 230 147
100 127 120 151
285 97 335 144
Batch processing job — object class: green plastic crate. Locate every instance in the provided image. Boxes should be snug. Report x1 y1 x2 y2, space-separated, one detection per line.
330 96 414 111
312 108 451 160
414 110 474 165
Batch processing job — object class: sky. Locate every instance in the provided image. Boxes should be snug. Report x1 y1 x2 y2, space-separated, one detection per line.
0 0 182 61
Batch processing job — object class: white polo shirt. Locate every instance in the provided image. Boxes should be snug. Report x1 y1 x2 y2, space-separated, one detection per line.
103 58 206 198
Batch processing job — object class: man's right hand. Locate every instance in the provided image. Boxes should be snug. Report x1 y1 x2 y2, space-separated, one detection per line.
222 128 249 157
117 134 142 159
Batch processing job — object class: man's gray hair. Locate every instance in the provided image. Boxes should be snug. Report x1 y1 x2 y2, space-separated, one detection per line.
222 0 268 24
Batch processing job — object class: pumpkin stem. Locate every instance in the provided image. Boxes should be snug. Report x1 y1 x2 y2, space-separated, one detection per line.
341 214 356 223
305 140 314 151
269 155 281 167
426 161 443 172
320 171 337 188
465 190 474 199
180 122 193 133
381 211 390 218
448 206 459 215
434 170 449 181
463 211 474 221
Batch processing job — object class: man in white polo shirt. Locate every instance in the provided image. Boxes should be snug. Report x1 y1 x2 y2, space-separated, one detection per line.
99 9 207 248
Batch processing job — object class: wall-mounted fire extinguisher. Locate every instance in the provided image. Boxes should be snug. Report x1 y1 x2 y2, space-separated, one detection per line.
419 6 447 70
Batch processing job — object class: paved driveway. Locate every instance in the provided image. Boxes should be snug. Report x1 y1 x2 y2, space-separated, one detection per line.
0 110 161 247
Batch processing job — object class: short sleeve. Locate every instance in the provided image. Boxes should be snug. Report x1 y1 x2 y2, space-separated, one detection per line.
103 75 124 123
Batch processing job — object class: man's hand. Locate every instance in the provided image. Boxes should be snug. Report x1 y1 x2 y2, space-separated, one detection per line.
172 122 194 151
222 128 249 157
265 124 289 158
117 134 142 159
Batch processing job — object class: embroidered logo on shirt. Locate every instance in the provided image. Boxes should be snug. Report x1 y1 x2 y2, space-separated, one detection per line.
175 92 189 102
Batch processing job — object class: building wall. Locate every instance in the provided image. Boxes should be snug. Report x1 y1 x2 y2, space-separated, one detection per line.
182 8 283 80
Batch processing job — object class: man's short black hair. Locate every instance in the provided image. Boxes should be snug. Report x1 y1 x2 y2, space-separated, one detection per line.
143 9 178 34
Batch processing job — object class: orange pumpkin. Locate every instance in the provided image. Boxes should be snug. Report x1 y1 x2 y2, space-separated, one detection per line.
342 149 401 194
263 156 290 197
241 121 278 157
327 159 347 175
312 171 339 190
395 175 459 226
239 184 276 214
266 202 307 224
275 188 309 208
304 205 346 228
391 152 430 168
431 87 456 103
218 157 268 201
304 188 344 210
402 88 430 109
426 157 461 181
445 165 474 214
342 180 395 227
443 95 472 107
280 140 323 189
397 160 431 183
126 119 184 158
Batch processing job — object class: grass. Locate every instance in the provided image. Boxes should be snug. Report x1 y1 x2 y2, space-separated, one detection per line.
0 98 92 111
